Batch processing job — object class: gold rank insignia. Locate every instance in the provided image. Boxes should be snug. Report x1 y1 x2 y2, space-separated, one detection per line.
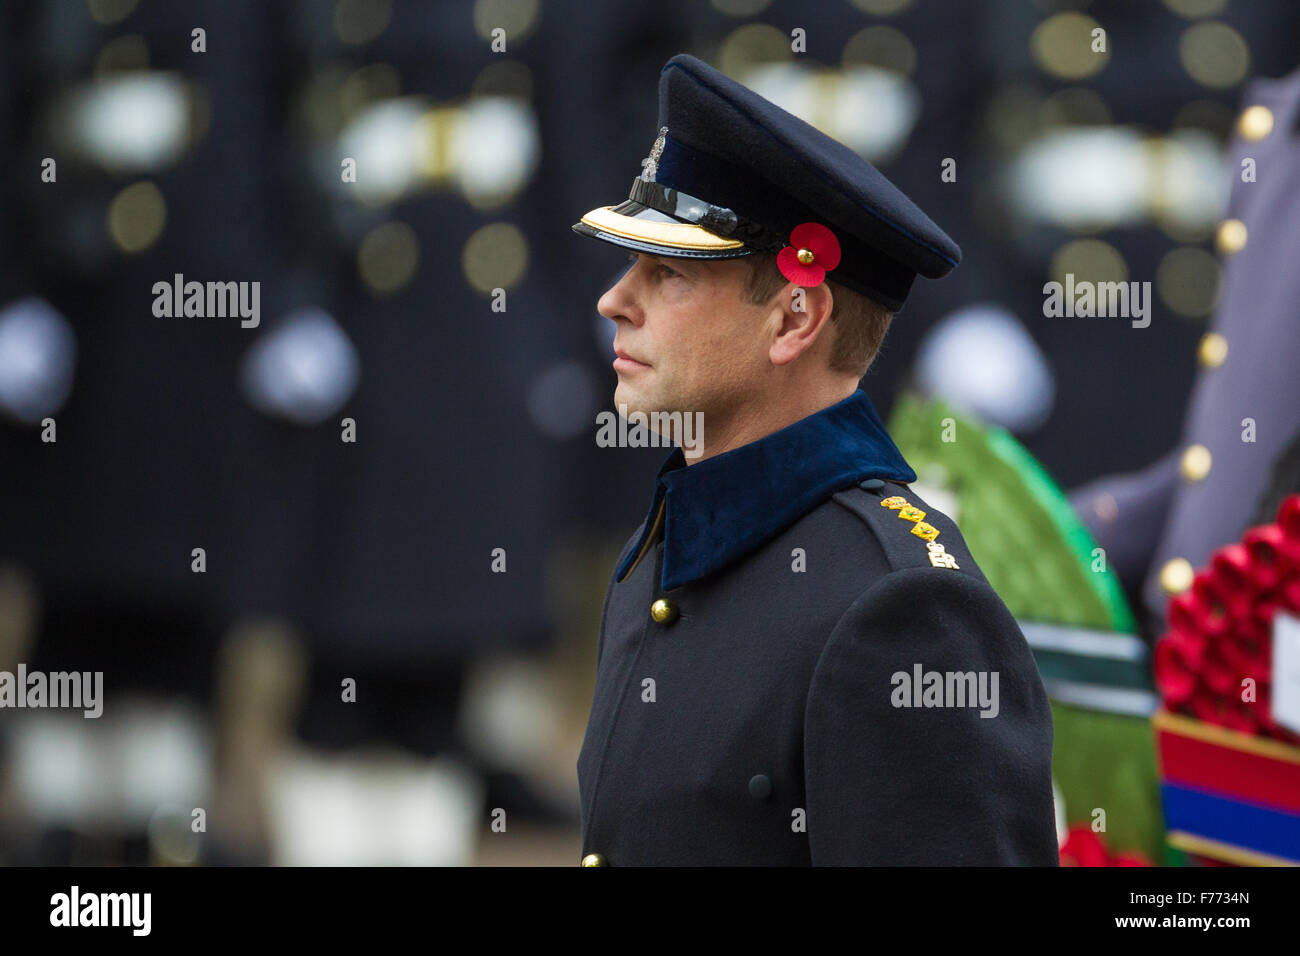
910 521 940 541
927 541 959 569
874 490 956 567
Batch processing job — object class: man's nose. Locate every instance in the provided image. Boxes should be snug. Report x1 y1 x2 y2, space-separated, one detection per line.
597 267 644 326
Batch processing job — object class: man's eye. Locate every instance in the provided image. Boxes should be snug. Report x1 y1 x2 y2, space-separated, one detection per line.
624 252 680 278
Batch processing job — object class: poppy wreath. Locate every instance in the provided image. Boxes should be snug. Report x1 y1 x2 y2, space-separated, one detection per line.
1059 825 1152 867
1154 493 1300 743
776 222 841 287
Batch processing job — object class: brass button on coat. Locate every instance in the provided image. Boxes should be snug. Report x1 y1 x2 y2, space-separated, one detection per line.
1215 219 1247 255
1238 105 1274 141
1197 332 1228 368
580 853 607 867
650 598 678 624
1160 557 1194 595
1180 444 1212 482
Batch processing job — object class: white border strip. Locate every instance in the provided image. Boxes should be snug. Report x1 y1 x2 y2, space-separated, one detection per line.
1043 678 1159 717
1019 622 1148 662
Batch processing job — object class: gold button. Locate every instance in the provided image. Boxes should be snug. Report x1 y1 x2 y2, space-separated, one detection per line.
1160 557 1195 595
796 248 815 265
1215 219 1247 255
650 599 678 624
1180 443 1212 482
1197 332 1228 368
580 853 607 867
1237 105 1274 141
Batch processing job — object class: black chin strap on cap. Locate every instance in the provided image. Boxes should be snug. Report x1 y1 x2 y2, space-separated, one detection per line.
627 177 787 253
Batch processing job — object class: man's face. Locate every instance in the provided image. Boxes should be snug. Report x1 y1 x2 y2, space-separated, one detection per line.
597 251 774 419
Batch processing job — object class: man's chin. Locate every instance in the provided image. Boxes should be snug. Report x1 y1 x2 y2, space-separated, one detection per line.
613 381 653 417
615 381 701 421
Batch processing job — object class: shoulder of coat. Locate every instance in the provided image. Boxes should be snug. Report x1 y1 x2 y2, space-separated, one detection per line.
831 479 969 575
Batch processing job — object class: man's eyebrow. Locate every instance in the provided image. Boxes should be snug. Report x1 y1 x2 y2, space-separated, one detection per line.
625 251 697 273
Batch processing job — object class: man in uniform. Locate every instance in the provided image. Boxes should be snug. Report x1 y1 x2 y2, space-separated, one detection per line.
569 54 1058 866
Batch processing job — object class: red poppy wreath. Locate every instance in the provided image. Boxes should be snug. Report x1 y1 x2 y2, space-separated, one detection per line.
1154 493 1300 743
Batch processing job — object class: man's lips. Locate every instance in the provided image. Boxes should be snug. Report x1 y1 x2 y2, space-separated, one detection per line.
613 347 650 370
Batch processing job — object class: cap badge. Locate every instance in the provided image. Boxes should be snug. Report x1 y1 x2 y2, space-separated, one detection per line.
640 126 669 182
777 222 842 287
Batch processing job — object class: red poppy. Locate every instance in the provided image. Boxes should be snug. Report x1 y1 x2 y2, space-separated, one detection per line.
1059 825 1152 867
776 222 841 287
1059 826 1108 867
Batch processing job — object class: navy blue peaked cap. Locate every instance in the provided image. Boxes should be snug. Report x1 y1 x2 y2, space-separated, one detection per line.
572 54 961 310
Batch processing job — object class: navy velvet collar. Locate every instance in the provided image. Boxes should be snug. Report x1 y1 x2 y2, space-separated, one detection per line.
616 389 916 591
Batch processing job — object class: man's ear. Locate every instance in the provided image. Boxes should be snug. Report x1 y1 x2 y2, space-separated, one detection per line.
769 283 834 366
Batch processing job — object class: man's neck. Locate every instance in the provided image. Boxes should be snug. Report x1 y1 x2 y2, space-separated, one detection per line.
688 379 861 465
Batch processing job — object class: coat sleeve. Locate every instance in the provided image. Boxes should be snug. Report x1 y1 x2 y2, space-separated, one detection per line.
803 566 1059 865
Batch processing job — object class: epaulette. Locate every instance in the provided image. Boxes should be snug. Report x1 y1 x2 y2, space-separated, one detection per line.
832 478 969 575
